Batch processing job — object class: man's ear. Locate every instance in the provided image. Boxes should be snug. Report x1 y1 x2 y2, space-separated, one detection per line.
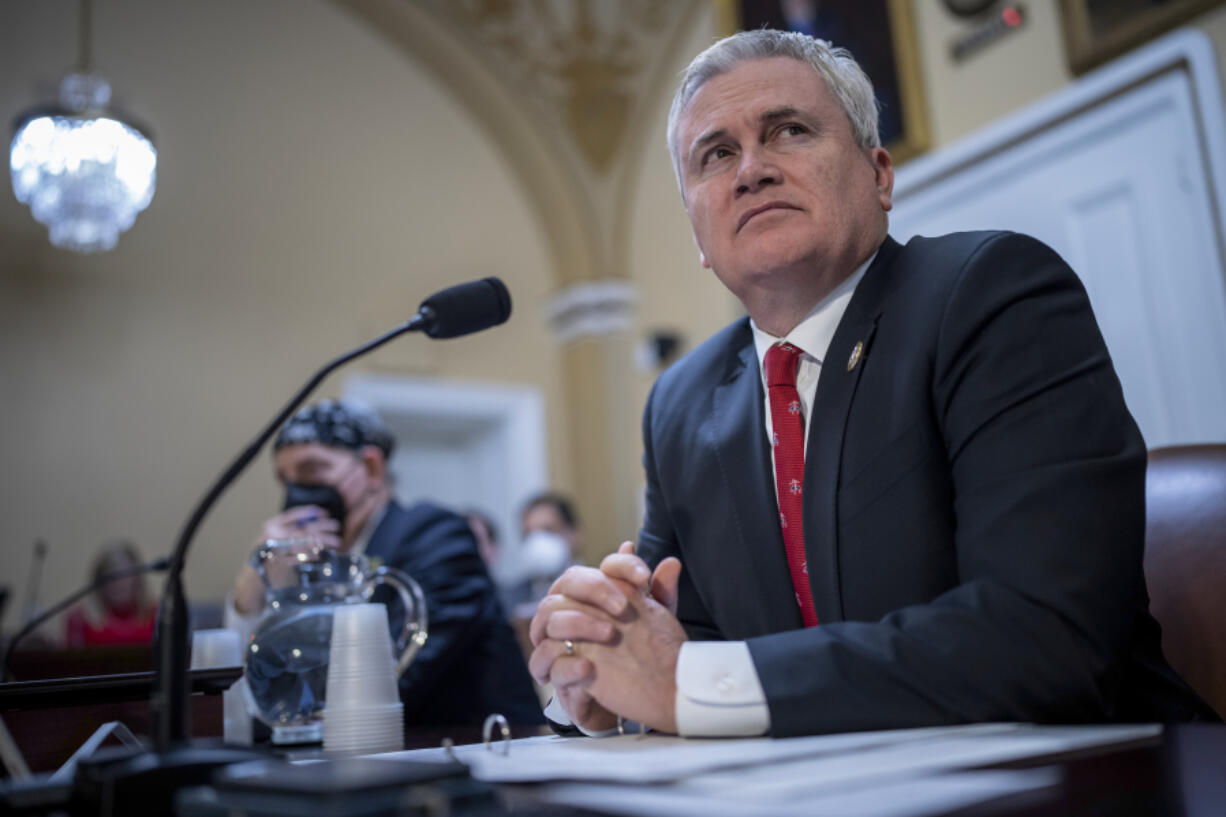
868 147 895 213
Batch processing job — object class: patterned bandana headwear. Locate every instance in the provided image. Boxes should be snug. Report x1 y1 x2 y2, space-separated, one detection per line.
273 399 395 459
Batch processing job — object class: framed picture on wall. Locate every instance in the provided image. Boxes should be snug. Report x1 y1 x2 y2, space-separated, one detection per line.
1060 0 1226 75
715 0 930 162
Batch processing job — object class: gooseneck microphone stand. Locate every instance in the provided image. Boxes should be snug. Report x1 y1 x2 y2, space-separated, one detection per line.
150 310 431 749
71 279 510 816
1 556 171 683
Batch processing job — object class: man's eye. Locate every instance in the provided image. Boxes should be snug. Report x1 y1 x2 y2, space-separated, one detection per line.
704 146 733 165
781 124 807 137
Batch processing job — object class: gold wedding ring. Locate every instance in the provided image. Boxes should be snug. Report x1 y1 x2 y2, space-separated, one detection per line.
564 639 576 656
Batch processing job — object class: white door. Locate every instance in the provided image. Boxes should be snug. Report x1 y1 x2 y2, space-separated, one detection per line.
890 31 1226 447
342 372 549 569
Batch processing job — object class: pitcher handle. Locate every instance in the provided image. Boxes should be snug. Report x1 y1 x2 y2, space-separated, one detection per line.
362 565 429 677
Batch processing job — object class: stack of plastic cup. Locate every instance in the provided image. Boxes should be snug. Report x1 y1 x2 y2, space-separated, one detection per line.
189 628 253 745
189 628 241 670
322 602 404 754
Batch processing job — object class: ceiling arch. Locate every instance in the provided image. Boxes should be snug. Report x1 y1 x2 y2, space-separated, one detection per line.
335 0 703 287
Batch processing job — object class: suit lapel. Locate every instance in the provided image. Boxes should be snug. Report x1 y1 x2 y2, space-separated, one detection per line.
707 335 804 633
804 237 900 623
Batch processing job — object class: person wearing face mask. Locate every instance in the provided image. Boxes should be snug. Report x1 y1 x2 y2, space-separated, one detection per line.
504 493 581 618
227 399 544 728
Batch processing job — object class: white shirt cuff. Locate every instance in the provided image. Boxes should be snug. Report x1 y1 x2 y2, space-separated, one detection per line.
673 641 770 737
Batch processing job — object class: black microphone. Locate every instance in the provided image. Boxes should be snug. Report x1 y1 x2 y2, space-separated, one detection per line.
62 278 515 816
1 555 172 683
412 276 512 339
156 276 513 745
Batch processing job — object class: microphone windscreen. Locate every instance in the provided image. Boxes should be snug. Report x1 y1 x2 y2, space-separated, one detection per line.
418 277 512 339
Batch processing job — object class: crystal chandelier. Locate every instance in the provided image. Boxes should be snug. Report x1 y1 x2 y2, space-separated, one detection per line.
9 0 156 253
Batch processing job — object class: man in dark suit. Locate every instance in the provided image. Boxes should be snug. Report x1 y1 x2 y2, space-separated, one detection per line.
528 29 1213 737
231 399 543 727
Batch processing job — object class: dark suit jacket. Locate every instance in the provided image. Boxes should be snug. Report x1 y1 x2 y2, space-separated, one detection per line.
638 231 1215 737
366 499 544 727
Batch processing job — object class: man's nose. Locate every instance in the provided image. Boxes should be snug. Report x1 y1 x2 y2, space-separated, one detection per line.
734 147 781 195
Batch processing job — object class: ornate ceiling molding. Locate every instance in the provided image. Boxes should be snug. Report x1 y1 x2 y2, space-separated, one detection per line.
335 0 703 286
422 0 687 175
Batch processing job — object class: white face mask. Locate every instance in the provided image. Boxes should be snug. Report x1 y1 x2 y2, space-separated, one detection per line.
515 530 572 580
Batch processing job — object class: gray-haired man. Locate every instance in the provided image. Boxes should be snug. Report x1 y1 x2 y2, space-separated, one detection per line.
530 29 1214 737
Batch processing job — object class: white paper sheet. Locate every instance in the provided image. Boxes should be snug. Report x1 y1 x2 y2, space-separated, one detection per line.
385 722 1159 786
524 768 1063 817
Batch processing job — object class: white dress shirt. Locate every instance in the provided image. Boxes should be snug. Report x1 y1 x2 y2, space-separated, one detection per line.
673 254 872 736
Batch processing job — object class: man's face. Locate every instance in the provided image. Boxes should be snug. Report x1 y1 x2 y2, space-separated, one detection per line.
273 442 373 520
675 57 894 307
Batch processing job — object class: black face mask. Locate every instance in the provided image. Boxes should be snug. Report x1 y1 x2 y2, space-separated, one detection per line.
282 482 347 531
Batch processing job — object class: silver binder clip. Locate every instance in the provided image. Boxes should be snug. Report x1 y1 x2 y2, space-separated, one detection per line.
482 713 511 755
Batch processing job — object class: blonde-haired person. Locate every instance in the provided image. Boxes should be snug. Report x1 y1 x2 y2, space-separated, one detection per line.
64 541 155 647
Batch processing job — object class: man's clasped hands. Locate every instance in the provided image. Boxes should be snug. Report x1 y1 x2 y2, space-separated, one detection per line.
528 543 686 734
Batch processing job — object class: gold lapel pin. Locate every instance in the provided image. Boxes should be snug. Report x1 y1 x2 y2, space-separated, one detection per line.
847 340 864 372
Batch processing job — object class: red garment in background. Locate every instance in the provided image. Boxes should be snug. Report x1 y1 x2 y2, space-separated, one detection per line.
64 606 155 646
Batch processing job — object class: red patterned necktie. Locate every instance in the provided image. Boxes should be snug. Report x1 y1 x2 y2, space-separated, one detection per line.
764 343 819 627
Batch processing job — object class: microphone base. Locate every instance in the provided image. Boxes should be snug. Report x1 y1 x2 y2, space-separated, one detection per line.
71 741 269 817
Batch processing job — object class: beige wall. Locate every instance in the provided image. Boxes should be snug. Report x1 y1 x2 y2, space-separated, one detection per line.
913 1 1226 149
3 0 1226 635
0 0 571 631
913 1 1070 147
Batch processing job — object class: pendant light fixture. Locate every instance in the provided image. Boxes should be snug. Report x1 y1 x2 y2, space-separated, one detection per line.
9 0 157 253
